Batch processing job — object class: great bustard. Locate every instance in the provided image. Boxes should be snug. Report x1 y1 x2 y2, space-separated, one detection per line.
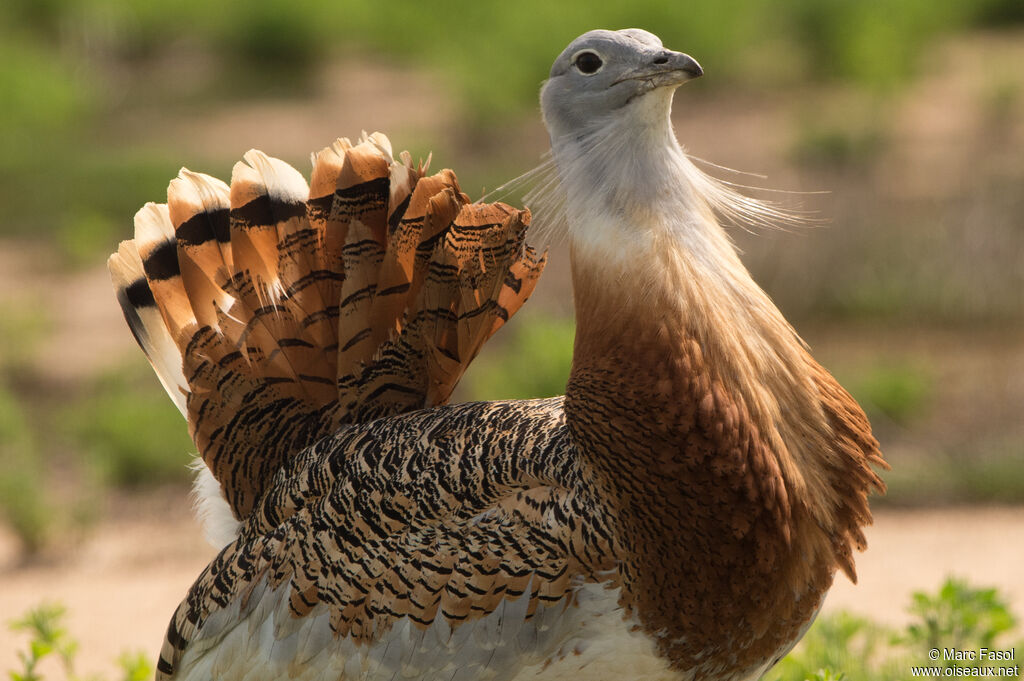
109 28 886 681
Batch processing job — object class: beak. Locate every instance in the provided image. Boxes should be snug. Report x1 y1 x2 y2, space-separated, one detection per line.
614 51 703 89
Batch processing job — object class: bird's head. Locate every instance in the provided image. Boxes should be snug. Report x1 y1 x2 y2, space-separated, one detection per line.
540 29 702 143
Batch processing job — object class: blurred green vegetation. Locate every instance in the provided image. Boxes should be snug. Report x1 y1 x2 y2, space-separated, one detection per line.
59 364 194 488
772 578 1022 681
1 294 193 552
0 366 193 555
0 304 51 377
8 603 79 681
883 452 1024 507
0 305 53 553
906 578 1018 654
2 0 1023 250
845 361 934 426
789 98 887 169
465 314 574 401
773 611 901 681
0 382 50 555
7 602 151 681
4 0 1022 113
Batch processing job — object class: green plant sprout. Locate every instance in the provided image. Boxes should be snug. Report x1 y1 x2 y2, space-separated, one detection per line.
8 603 77 681
7 603 151 681
771 577 1020 681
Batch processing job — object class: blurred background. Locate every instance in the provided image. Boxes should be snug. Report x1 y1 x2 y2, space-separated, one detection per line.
0 0 1022 677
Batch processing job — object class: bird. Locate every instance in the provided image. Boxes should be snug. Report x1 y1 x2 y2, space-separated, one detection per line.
108 28 886 681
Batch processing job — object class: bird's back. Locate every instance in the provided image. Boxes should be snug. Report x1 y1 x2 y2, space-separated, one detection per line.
161 398 650 681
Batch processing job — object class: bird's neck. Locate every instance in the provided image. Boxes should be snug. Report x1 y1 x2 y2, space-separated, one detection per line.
556 110 830 506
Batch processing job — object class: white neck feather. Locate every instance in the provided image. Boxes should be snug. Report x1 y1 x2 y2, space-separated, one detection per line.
551 91 760 283
550 89 837 513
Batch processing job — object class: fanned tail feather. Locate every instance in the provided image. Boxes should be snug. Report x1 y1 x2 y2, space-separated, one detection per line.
109 132 546 520
108 239 189 417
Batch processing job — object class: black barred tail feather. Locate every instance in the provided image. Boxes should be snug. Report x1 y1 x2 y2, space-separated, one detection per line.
108 132 546 520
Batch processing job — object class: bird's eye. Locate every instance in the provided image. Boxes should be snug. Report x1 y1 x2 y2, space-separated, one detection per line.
573 51 603 75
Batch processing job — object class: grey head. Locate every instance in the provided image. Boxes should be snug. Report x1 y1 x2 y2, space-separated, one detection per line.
540 29 702 141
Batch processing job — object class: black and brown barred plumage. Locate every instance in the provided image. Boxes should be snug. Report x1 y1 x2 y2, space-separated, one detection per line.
109 29 886 681
111 133 545 522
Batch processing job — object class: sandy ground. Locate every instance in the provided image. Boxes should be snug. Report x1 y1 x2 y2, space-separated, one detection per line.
1 504 1021 679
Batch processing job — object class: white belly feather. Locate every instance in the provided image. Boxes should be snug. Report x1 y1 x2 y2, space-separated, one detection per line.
175 581 681 681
